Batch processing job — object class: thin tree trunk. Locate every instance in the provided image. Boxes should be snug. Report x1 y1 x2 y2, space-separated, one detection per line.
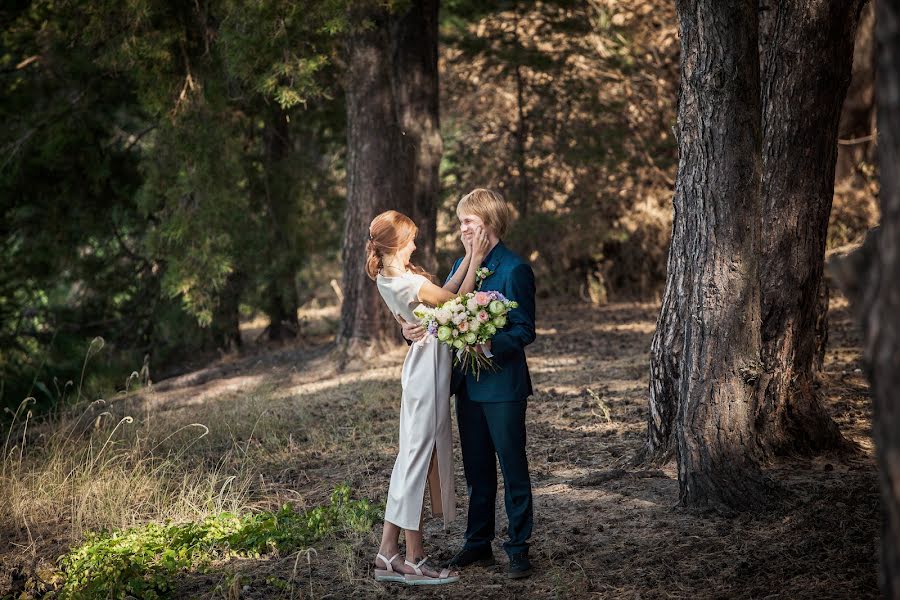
672 0 775 510
813 277 829 372
753 0 865 457
392 0 441 275
210 270 243 352
513 5 530 219
514 60 529 219
870 1 900 592
836 1 877 183
263 106 299 342
338 1 440 356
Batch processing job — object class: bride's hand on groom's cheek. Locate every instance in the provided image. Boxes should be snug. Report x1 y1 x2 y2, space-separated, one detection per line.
472 227 490 258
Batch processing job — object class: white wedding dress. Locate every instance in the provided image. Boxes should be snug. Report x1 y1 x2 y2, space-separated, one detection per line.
376 271 456 531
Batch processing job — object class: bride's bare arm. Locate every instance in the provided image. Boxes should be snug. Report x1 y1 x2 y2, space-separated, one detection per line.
418 228 490 306
442 253 472 293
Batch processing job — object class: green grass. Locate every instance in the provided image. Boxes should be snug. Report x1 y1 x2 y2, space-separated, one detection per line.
56 485 383 600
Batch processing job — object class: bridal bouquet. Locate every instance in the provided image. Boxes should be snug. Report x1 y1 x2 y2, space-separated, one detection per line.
414 290 518 380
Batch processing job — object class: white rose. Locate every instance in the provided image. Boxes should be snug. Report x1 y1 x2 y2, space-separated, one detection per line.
466 298 479 312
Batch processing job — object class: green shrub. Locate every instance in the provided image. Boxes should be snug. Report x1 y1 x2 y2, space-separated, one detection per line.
57 484 381 599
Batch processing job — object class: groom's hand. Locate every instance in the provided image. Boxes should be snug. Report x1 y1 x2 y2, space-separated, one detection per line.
400 318 426 343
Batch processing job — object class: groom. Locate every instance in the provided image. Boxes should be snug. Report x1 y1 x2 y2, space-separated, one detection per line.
402 188 536 579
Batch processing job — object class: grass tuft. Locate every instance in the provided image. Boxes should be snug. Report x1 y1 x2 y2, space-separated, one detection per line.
55 484 381 599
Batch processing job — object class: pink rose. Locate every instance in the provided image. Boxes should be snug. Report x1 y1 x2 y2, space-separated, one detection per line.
474 291 491 306
458 320 469 332
478 310 490 322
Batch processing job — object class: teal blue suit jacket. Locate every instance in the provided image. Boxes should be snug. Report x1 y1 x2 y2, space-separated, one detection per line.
447 241 536 403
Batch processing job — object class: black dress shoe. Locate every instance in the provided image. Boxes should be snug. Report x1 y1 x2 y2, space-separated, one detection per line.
447 546 495 568
507 552 532 579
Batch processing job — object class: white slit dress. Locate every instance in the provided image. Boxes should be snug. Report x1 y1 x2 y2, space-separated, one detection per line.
376 271 456 531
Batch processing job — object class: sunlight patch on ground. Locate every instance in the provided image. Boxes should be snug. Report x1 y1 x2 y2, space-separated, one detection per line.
533 482 661 508
297 305 340 320
164 374 267 406
272 366 400 402
590 320 656 334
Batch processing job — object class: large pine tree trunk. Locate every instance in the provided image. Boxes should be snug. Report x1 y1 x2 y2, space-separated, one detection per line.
753 0 866 457
644 0 865 463
338 1 441 356
870 0 900 592
671 0 775 510
392 0 441 275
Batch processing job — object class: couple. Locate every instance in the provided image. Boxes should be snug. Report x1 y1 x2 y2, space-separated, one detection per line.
366 189 536 585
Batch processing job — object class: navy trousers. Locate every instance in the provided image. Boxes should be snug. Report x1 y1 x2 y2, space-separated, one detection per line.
456 389 533 557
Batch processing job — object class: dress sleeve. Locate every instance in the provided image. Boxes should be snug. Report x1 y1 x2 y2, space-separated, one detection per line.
406 273 429 304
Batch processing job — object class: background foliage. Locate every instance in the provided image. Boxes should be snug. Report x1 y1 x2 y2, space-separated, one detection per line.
0 0 877 413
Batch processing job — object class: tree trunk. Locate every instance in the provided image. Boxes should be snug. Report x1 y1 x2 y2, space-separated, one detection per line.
512 4 530 219
643 0 865 464
338 1 440 356
263 107 299 342
870 1 900 592
813 277 829 372
391 0 441 275
753 0 865 457
262 280 298 342
671 0 775 510
210 270 243 352
836 1 876 183
644 221 684 462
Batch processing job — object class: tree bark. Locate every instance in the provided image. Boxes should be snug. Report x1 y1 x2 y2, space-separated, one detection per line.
671 0 776 510
645 217 684 462
870 1 900 593
262 106 299 342
391 0 441 275
644 0 865 464
753 0 866 457
338 1 441 356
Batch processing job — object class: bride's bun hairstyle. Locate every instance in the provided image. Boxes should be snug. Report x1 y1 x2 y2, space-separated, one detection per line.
366 210 433 282
456 188 512 239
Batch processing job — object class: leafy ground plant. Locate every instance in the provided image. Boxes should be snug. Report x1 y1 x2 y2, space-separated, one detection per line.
56 485 382 599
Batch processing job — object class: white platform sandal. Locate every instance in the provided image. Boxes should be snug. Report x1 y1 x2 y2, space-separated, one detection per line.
373 553 406 583
403 556 460 586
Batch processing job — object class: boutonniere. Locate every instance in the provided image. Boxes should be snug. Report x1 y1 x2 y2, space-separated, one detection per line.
475 267 493 290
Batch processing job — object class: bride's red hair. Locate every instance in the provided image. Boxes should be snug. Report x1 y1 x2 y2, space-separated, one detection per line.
366 210 434 281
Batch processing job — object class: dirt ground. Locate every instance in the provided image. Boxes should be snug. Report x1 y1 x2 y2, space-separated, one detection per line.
0 294 881 599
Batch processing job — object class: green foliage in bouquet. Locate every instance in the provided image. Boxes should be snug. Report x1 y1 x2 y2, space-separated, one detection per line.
415 291 519 380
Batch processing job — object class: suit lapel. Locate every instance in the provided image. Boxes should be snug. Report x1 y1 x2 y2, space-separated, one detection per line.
481 242 505 286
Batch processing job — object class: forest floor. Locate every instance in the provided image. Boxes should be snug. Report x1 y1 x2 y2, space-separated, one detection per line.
0 293 880 599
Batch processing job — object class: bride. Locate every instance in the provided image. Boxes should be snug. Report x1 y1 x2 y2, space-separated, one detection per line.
365 209 489 585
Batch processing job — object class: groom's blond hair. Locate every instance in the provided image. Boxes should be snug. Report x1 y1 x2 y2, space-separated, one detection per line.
456 188 512 239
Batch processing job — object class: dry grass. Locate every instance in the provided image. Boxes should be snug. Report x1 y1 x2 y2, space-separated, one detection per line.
0 397 258 569
0 295 881 599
